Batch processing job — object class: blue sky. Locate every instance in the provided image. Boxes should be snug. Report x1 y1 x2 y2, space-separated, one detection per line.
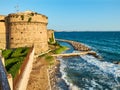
0 0 120 31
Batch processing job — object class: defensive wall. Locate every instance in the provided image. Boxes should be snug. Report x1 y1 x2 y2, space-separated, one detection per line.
6 11 48 54
0 15 6 49
47 29 56 44
0 11 55 55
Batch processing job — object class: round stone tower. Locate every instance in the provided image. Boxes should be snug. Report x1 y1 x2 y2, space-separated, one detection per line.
6 11 48 54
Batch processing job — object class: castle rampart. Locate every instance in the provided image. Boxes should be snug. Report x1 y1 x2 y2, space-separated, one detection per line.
5 11 48 54
0 15 6 49
0 11 51 54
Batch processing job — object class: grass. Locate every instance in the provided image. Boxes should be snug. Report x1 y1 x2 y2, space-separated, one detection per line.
5 57 24 71
2 47 29 78
2 49 13 59
45 55 54 65
11 47 29 58
39 44 68 67
53 46 68 54
8 62 23 78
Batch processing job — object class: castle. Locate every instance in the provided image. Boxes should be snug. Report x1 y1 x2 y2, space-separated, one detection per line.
0 11 54 54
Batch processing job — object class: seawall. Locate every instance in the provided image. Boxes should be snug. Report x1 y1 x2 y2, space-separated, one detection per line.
56 39 91 51
56 39 101 58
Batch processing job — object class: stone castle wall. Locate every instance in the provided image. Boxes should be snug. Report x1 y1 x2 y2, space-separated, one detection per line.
0 11 51 54
0 15 6 49
47 30 55 44
6 11 48 54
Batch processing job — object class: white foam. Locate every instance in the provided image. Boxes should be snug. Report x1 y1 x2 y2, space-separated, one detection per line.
59 58 80 90
58 53 120 89
81 55 120 78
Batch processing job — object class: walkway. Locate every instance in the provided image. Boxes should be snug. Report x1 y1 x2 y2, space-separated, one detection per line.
52 51 95 57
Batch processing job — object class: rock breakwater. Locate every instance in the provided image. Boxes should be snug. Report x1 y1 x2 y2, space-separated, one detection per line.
56 39 102 58
56 39 91 51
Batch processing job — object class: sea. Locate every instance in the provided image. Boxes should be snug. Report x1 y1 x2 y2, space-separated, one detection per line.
54 31 120 90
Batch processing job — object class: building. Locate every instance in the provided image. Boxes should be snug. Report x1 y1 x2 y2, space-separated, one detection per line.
47 29 56 44
0 11 50 54
0 15 6 49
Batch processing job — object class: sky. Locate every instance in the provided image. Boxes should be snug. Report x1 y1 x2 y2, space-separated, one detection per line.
0 0 120 31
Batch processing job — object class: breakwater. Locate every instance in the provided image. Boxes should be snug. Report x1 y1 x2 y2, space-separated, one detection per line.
56 39 101 58
56 39 91 51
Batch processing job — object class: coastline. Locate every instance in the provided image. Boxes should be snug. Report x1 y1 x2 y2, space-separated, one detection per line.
26 39 102 90
49 39 103 89
48 59 60 90
48 39 92 89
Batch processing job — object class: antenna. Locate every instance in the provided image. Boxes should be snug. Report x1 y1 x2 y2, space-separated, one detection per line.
15 5 19 13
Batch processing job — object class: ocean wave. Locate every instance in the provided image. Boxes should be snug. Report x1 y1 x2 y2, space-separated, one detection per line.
58 58 81 90
58 55 120 89
81 55 120 78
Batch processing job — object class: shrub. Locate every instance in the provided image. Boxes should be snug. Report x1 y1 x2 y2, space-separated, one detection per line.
2 49 13 59
2 47 30 78
30 13 34 16
21 15 24 20
5 57 24 68
8 62 23 78
11 47 29 58
28 17 32 22
45 55 54 65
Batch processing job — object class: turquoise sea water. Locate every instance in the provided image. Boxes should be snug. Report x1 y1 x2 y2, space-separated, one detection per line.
55 32 120 90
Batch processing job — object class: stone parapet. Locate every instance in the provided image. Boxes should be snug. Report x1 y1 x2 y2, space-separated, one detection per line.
5 11 48 54
7 11 48 24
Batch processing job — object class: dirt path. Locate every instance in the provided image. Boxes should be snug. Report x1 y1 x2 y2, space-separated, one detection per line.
26 57 50 90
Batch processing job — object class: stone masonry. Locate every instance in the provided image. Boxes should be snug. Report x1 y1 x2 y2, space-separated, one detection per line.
0 15 6 49
0 11 50 54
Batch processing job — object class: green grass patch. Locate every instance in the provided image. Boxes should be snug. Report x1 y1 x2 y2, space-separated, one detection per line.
2 47 30 78
45 55 54 65
11 47 29 58
53 46 68 54
5 57 24 71
2 49 13 59
8 62 23 78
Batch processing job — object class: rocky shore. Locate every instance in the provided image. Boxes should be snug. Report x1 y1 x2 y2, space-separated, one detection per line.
48 60 60 90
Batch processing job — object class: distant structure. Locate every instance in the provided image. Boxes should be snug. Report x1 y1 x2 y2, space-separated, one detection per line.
47 29 56 44
0 11 55 54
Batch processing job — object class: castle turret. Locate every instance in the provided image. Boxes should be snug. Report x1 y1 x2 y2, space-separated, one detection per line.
6 11 48 54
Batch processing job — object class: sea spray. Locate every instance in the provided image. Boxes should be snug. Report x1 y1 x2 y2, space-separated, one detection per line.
81 55 120 78
55 32 120 89
58 58 80 90
57 54 120 89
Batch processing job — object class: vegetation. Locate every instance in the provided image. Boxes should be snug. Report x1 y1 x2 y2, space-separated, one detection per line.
30 13 34 16
2 49 13 59
45 55 54 65
39 42 68 66
2 47 29 78
52 46 68 54
49 33 55 44
21 15 24 20
11 47 29 58
28 17 32 22
8 62 23 78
